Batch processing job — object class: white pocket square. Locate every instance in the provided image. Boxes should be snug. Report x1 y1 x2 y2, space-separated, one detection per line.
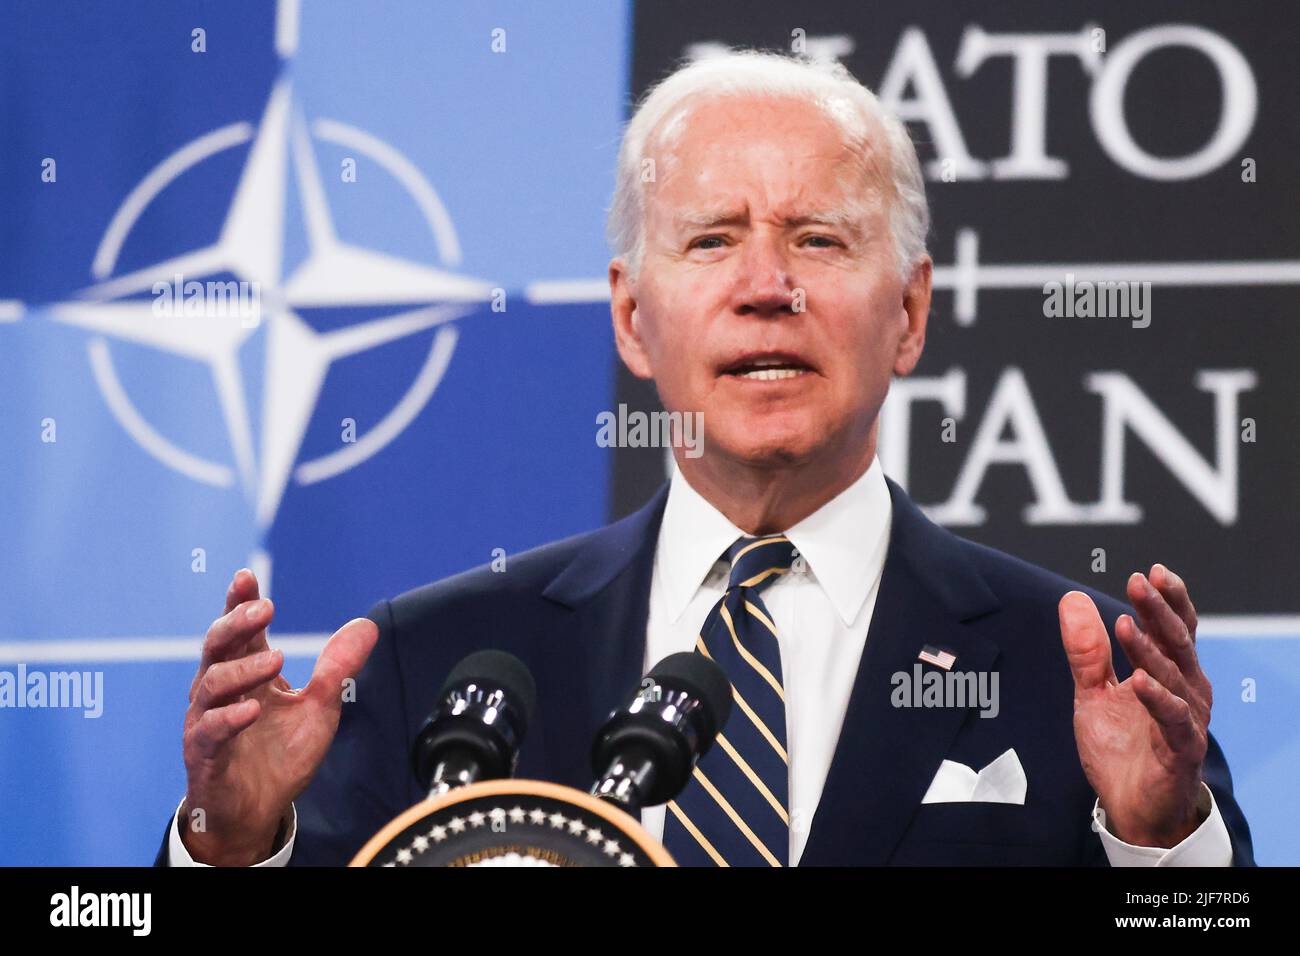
921 748 1027 805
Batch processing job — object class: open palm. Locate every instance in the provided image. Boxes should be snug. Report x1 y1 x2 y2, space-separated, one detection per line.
1059 566 1211 848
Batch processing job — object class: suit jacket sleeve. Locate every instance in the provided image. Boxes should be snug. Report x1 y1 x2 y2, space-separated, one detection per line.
1204 729 1256 866
289 598 421 865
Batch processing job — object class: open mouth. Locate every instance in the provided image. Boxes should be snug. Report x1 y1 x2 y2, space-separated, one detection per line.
721 353 815 382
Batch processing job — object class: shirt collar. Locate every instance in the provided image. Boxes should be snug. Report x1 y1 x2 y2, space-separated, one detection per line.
656 457 892 626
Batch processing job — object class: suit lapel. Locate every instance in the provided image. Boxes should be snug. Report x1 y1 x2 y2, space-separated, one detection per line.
536 479 1004 865
800 480 1001 865
542 487 669 743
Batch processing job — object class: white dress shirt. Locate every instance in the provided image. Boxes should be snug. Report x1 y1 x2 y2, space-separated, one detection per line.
169 456 1233 866
637 456 892 864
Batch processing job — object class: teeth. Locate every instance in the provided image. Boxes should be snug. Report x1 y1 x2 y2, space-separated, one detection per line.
740 367 805 381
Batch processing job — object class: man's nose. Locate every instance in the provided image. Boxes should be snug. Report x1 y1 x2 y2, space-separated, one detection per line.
732 234 797 318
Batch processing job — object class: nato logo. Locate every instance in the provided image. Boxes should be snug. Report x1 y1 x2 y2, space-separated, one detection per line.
14 4 617 564
47 72 494 533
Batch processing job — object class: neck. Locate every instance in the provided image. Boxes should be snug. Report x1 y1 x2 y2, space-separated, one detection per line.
675 423 878 535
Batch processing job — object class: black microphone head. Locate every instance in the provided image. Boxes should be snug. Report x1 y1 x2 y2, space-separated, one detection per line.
646 652 732 736
590 652 733 809
412 649 536 789
441 649 537 732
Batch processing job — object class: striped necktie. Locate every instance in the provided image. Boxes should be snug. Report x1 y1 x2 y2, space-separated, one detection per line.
662 533 797 866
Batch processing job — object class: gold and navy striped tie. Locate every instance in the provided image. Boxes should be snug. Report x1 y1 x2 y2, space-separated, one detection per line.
662 534 796 866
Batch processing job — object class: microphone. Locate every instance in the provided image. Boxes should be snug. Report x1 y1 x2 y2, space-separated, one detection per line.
410 649 537 798
590 652 732 814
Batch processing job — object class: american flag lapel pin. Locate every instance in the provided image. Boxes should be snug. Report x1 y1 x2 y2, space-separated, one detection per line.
918 645 957 670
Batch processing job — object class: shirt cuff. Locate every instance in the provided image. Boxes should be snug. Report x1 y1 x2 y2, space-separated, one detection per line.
1093 783 1233 866
167 798 296 867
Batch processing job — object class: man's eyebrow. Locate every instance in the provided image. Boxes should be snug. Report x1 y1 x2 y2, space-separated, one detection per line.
784 207 868 233
673 208 747 231
672 206 867 233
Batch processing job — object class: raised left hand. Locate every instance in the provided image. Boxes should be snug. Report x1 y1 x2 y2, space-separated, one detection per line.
1058 564 1212 847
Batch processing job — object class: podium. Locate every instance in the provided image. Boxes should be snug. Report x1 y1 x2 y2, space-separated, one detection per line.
350 779 677 867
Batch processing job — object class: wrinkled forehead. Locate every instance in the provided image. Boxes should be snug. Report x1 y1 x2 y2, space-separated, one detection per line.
645 91 894 219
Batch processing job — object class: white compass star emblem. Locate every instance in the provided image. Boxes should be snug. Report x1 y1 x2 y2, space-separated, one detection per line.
47 76 495 532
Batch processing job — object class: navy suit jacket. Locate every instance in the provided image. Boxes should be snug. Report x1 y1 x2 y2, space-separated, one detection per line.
158 478 1255 866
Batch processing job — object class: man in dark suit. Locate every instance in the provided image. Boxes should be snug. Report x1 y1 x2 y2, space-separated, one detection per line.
161 50 1253 866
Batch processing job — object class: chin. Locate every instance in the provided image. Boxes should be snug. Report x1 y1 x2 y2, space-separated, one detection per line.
708 422 824 469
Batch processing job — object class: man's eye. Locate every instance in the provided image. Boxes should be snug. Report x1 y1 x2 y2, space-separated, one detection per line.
691 236 726 250
801 234 841 248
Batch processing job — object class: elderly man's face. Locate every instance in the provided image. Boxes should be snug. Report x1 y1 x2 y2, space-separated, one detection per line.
611 94 929 473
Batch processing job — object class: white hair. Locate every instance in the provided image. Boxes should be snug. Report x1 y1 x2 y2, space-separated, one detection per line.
606 49 930 281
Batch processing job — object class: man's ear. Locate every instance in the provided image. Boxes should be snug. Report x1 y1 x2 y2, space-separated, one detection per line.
610 258 654 380
893 255 931 377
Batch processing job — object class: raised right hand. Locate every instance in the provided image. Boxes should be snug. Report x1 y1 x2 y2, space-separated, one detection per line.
179 569 378 865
